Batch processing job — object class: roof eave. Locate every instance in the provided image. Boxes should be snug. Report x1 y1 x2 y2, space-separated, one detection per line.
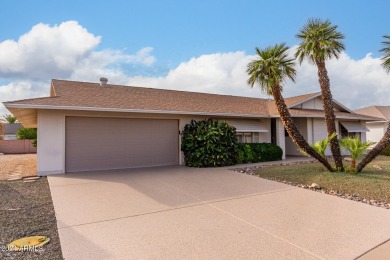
3 103 271 118
270 114 382 121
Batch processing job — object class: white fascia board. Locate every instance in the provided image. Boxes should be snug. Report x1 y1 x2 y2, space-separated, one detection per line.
236 130 268 132
269 114 382 121
366 120 388 124
3 103 271 118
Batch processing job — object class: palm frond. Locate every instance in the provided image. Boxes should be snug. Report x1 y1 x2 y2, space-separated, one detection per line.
309 132 337 158
295 18 345 64
380 35 390 73
247 43 296 95
339 137 375 159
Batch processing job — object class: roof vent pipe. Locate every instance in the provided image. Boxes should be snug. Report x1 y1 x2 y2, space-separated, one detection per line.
100 77 108 87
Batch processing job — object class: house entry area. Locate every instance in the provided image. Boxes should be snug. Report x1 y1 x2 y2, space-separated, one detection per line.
65 117 179 172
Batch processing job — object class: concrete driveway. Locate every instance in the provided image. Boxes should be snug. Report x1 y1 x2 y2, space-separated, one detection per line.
48 166 390 260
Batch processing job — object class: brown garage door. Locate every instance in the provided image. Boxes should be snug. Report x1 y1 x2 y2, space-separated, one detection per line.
65 117 179 172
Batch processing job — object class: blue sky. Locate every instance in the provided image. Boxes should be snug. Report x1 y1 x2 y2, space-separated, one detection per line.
3 1 389 67
0 0 390 112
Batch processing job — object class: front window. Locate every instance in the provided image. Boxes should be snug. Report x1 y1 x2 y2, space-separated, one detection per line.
237 132 256 143
339 123 361 140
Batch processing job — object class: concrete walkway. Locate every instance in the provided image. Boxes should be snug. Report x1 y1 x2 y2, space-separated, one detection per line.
228 156 316 169
48 166 390 260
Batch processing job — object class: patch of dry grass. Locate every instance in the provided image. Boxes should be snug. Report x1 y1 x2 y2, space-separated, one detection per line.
254 156 390 204
0 154 37 180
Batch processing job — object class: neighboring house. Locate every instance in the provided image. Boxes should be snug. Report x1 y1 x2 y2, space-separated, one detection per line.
1 123 22 140
3 79 381 176
354 106 390 144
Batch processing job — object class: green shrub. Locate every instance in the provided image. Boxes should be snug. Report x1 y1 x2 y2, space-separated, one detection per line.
381 144 390 156
181 119 239 167
16 128 37 140
237 143 283 163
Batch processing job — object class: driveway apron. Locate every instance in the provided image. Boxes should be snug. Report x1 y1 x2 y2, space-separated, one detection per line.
48 166 390 260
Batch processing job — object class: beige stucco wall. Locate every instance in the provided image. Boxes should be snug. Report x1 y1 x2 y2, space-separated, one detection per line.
37 110 66 175
365 122 387 144
285 118 345 156
259 118 271 143
285 118 308 156
37 109 273 175
293 97 340 111
301 97 323 110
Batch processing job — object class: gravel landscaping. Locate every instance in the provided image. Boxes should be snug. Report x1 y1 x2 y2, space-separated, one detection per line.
0 178 63 259
0 154 37 180
232 156 390 209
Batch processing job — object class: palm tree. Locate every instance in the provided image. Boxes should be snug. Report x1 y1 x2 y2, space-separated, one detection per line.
247 43 333 172
357 35 390 172
311 133 337 158
340 137 375 173
3 114 17 123
381 36 390 73
295 18 344 170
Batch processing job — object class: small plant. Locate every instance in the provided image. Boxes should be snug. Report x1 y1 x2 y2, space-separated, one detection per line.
181 119 239 167
299 133 336 158
311 133 337 158
3 114 17 123
340 137 375 173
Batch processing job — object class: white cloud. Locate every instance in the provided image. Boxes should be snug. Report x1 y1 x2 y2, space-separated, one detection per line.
0 21 100 80
291 49 390 109
127 52 267 98
0 80 48 113
0 21 156 114
125 50 390 110
1 21 389 117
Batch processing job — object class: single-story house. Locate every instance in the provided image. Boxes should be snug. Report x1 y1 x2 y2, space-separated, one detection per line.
1 123 22 140
354 106 390 144
3 79 381 175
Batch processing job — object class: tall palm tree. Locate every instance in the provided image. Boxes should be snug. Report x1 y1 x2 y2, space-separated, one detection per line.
295 18 344 170
357 35 390 172
247 43 333 171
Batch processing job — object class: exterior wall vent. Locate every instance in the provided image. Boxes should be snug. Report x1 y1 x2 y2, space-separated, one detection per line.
100 77 108 87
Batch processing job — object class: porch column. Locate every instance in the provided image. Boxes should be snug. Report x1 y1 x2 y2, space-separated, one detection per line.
307 118 313 144
276 119 286 159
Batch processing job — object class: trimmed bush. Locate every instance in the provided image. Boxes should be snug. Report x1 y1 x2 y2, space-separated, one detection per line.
16 128 37 140
237 143 283 164
181 119 239 167
16 128 37 147
381 144 390 156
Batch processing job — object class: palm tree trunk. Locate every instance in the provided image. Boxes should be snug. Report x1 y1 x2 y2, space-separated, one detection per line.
272 85 334 172
0 123 3 140
351 159 356 171
357 124 390 172
315 59 344 170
